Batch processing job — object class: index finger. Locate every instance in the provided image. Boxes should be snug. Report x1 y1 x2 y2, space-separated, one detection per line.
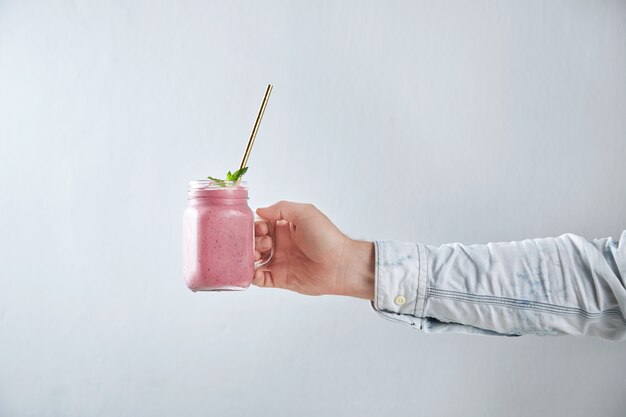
256 201 315 224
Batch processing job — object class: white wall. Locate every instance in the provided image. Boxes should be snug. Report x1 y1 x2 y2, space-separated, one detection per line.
1 1 626 416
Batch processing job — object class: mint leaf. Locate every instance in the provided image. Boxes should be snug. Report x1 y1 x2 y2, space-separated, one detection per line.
207 167 249 187
207 176 227 187
230 167 248 181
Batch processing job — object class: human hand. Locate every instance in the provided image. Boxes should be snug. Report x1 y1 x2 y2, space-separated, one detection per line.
253 201 374 300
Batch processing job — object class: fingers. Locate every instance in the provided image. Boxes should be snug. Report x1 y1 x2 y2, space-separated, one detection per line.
255 235 272 252
254 220 269 235
256 201 316 224
252 269 274 287
255 220 272 257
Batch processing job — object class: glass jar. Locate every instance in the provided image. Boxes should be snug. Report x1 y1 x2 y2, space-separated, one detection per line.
183 180 271 291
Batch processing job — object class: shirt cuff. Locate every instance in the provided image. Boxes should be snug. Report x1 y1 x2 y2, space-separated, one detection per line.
370 240 429 329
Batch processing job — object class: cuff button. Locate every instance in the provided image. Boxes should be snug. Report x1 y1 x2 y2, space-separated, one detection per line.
394 295 406 306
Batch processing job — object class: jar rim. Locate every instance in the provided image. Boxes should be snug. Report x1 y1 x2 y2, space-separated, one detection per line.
188 179 248 190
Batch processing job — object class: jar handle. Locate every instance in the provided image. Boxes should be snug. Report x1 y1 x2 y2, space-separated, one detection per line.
254 214 274 269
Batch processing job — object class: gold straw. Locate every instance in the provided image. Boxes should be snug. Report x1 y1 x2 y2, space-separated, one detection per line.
240 84 273 170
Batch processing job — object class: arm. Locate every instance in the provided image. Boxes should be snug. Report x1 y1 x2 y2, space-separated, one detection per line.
372 233 626 340
253 201 626 341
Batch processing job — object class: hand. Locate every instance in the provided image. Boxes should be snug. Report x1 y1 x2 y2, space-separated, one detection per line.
253 201 375 300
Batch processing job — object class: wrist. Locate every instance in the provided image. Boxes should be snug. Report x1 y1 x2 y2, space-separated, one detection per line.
339 239 375 300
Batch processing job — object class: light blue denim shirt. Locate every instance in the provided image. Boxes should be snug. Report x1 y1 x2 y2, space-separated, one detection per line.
372 231 626 341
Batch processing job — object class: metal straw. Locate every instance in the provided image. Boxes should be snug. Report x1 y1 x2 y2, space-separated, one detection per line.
240 84 273 170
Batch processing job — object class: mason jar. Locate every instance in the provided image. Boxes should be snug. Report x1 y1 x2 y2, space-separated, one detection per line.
183 180 272 291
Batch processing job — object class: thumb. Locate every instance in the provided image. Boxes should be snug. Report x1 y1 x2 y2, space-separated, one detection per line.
256 201 314 224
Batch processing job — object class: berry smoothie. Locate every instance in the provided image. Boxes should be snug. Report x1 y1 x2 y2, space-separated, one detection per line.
183 182 254 291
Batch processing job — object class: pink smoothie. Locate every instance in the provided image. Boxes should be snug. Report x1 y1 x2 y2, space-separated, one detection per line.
183 184 254 291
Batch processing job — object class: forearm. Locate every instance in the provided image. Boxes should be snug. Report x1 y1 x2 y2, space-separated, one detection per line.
339 239 375 300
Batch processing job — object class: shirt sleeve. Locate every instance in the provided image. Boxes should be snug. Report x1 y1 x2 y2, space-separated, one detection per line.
371 231 626 341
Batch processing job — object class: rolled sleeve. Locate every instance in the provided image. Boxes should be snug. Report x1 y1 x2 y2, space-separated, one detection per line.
371 240 429 329
369 232 626 340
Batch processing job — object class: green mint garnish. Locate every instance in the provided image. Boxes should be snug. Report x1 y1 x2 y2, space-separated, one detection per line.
226 167 248 181
208 167 248 187
207 176 227 187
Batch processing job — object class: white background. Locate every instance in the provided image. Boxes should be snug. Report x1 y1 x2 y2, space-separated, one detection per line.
1 1 626 416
